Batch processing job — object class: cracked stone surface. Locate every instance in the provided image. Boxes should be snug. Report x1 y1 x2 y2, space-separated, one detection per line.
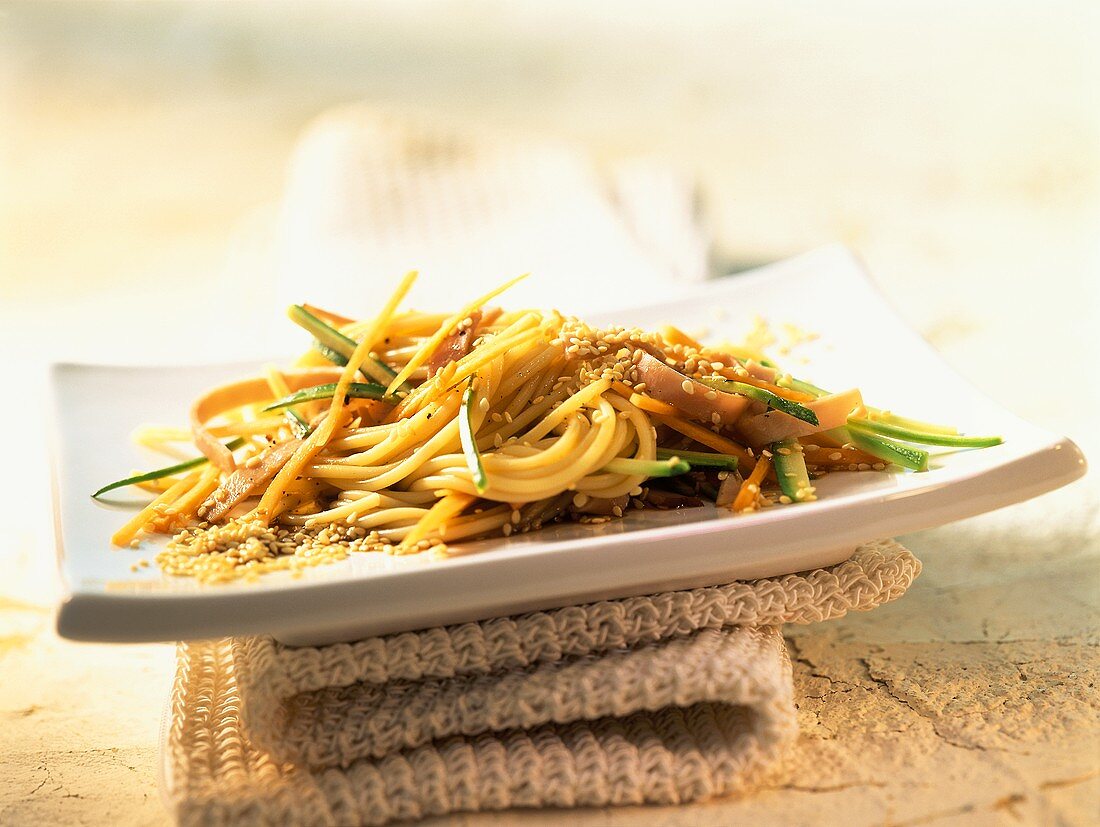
3 482 1095 827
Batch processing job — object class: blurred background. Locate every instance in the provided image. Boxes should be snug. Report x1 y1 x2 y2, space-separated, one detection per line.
0 2 1097 820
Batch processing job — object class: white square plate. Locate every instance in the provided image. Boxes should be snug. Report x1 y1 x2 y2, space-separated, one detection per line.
51 246 1086 645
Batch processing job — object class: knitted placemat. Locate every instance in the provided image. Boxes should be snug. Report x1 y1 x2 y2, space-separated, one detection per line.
165 539 919 826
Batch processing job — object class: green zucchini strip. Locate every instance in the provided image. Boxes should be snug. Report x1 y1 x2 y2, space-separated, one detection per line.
459 379 489 493
603 456 691 477
776 375 830 398
700 378 819 426
846 426 929 472
655 448 738 471
778 376 960 436
288 304 357 358
288 304 409 390
263 382 393 411
771 438 815 502
848 418 1001 448
865 412 959 436
92 437 247 498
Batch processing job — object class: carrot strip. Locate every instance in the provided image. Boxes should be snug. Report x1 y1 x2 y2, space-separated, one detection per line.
609 381 634 399
160 465 222 527
660 324 704 350
629 392 681 418
732 452 771 512
651 413 756 471
714 370 815 402
111 472 201 546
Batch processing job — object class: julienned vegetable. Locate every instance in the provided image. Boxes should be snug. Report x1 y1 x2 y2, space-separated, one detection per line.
288 304 358 358
603 456 691 477
771 439 814 502
845 425 930 472
847 417 1002 448
655 448 739 471
699 377 820 426
92 437 247 498
779 373 999 448
459 378 489 493
289 304 409 390
264 382 394 410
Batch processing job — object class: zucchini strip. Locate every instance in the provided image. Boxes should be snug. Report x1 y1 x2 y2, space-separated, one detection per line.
777 375 830 398
603 456 691 477
700 378 819 426
93 437 246 498
655 448 738 471
264 365 311 438
289 304 409 390
771 439 815 502
778 376 960 436
848 418 1001 448
459 379 489 494
846 426 929 471
263 382 394 411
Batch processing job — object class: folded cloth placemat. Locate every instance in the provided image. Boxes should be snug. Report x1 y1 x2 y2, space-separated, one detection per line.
165 539 919 826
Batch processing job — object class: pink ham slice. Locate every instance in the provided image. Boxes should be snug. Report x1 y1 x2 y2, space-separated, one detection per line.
199 439 303 522
736 388 864 448
634 350 751 424
427 310 483 378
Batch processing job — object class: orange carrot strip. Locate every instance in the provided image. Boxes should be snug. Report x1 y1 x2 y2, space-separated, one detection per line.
629 392 681 418
111 472 201 546
713 370 815 402
651 413 756 471
609 381 634 399
660 324 704 350
732 452 771 512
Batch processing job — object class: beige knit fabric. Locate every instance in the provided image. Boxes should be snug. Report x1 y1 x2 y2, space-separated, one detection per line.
166 539 920 826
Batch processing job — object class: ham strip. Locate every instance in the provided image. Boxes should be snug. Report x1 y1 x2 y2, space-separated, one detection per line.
736 388 864 448
427 310 482 378
634 350 750 424
199 439 303 523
